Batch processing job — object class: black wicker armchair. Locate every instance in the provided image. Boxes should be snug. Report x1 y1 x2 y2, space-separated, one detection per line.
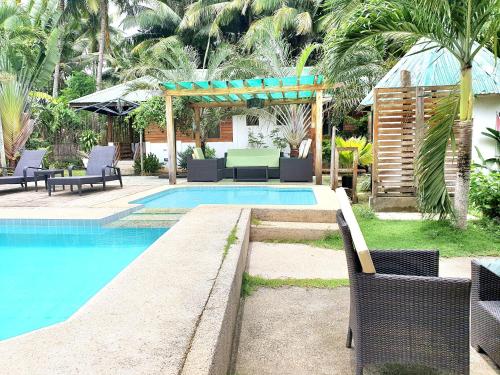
337 210 471 375
187 157 224 182
471 259 500 367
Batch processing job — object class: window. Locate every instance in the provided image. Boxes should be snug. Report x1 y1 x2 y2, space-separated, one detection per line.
246 115 259 127
206 123 220 139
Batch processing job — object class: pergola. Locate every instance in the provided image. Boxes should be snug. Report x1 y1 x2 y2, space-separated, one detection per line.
160 75 329 185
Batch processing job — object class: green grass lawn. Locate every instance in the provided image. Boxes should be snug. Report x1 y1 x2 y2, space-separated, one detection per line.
312 205 500 258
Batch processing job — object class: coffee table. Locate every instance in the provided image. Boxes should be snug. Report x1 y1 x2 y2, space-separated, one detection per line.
34 169 65 192
233 166 269 182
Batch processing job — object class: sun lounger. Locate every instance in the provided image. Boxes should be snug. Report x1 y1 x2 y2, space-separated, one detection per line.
0 150 46 190
47 145 122 196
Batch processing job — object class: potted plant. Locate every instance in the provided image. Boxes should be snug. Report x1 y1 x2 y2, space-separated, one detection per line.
276 104 311 157
336 136 373 188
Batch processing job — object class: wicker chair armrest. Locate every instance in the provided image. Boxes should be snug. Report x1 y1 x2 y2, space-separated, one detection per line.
370 249 439 277
472 260 500 302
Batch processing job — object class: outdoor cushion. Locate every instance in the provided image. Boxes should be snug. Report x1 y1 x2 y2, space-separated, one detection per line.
479 259 500 276
300 139 312 159
226 148 280 168
193 147 205 160
298 140 306 158
336 187 376 273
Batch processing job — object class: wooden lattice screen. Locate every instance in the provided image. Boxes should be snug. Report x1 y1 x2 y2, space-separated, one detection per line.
372 85 458 198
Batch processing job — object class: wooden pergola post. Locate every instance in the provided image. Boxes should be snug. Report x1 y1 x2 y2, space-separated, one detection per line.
194 107 201 147
165 94 176 184
314 90 324 185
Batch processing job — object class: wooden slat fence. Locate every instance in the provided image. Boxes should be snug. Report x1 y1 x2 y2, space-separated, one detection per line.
372 85 459 198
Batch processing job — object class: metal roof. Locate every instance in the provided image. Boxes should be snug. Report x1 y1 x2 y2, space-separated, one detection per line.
160 75 326 107
360 40 500 107
69 76 161 115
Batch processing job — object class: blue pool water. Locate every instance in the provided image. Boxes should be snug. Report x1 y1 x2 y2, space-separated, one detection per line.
0 222 166 340
133 187 317 208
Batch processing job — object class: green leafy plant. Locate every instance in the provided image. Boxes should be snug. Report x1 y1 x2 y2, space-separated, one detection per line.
276 104 311 152
59 72 96 102
134 152 162 175
323 138 332 163
335 136 373 168
270 128 288 151
248 130 266 148
469 169 500 220
473 127 500 172
177 145 216 170
78 130 101 153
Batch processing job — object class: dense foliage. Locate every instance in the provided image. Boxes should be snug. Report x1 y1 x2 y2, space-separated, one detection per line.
469 170 500 221
134 152 162 174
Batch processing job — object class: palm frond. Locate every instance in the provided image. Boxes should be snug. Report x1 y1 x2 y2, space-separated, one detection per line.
415 93 460 219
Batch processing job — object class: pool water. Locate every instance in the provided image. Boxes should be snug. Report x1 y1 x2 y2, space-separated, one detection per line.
0 222 166 340
133 187 317 208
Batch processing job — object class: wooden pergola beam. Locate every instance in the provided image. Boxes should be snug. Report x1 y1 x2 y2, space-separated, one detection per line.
189 98 315 109
161 83 326 98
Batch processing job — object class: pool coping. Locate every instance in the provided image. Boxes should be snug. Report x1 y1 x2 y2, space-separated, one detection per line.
0 184 337 222
0 206 251 375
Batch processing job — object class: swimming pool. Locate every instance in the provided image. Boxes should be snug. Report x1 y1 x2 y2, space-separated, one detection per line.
132 186 317 208
0 221 166 340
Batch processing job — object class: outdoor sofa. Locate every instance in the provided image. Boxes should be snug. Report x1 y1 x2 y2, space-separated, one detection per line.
0 150 46 190
471 259 500 367
47 145 122 196
223 148 281 179
336 188 471 375
280 139 313 182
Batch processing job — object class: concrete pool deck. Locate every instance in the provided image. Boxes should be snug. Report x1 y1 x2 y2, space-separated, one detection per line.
0 205 251 374
0 176 336 220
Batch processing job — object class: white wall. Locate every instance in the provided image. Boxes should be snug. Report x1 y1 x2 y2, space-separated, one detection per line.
472 95 499 163
146 114 290 170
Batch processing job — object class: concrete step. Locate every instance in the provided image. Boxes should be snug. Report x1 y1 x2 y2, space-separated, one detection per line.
252 208 337 223
250 221 338 241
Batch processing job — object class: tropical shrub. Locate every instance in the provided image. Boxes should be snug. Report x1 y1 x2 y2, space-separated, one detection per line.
78 130 101 153
469 169 500 220
60 72 96 102
335 136 373 168
134 153 162 175
177 145 216 170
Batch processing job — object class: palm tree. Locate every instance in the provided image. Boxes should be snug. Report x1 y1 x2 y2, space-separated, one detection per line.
179 0 326 64
0 1 60 167
324 0 500 228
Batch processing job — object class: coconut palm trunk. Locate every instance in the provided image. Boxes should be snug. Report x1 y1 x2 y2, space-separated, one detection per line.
454 66 474 228
52 0 65 98
96 0 107 90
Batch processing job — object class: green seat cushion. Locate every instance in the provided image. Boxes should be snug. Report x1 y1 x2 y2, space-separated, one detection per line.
193 147 205 160
226 148 280 168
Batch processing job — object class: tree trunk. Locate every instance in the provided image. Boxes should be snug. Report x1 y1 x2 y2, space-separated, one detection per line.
454 119 473 228
454 66 474 229
96 0 107 90
52 61 61 98
52 0 65 98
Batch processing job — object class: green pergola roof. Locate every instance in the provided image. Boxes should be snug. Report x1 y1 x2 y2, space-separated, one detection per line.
160 75 325 107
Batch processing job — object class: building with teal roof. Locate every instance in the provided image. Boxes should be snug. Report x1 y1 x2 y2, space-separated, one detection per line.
360 40 500 163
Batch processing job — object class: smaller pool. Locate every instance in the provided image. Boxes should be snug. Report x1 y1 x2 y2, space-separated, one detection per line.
132 186 317 208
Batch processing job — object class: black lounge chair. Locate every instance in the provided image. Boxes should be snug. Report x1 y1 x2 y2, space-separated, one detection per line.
47 145 122 196
0 150 46 190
